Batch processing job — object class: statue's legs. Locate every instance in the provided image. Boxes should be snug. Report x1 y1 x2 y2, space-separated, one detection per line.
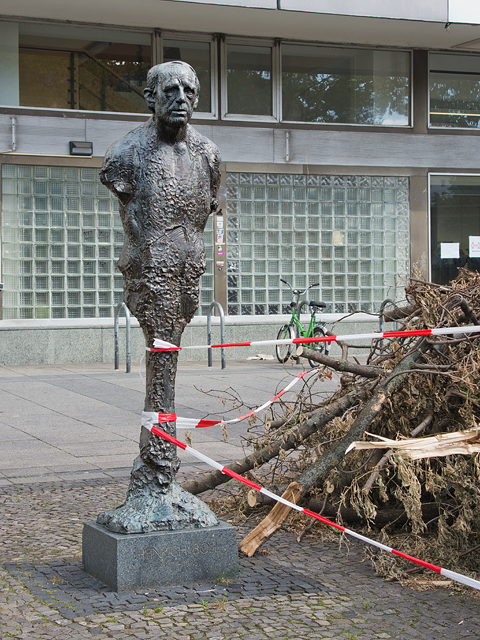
97 256 218 534
97 346 218 533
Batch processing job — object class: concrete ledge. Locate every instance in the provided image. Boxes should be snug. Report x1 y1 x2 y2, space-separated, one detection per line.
82 520 238 592
0 315 381 365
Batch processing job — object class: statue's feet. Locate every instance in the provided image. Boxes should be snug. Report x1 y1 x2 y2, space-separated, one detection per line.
97 480 218 534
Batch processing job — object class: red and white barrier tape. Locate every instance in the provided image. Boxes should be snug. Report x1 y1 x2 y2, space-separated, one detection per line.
147 325 480 352
146 423 480 592
142 369 317 429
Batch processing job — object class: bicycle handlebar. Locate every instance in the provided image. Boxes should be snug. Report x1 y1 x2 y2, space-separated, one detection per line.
280 279 319 296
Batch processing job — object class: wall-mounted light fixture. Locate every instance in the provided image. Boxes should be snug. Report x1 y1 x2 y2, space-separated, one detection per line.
69 141 93 156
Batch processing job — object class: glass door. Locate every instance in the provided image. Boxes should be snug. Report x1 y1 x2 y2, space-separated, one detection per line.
430 174 480 284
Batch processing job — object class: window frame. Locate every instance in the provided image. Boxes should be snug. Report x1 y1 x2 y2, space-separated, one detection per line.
279 40 413 128
220 37 280 123
428 50 480 131
0 20 156 118
161 31 218 121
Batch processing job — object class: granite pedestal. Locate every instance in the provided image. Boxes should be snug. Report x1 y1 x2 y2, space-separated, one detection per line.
82 520 238 592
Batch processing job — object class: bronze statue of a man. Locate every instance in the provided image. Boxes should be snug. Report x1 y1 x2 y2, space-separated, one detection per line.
97 61 221 533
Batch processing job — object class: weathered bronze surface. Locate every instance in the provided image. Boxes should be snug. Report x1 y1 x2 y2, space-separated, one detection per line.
97 61 221 533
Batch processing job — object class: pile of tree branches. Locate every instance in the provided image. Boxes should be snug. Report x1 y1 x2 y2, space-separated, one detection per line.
182 268 480 582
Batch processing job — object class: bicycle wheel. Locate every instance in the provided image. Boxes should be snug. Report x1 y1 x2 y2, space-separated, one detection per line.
307 326 328 368
276 324 295 363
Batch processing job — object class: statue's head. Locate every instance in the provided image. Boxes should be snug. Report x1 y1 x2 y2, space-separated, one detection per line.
144 61 200 127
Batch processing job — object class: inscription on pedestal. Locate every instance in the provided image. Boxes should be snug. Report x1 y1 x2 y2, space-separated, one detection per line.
136 539 218 562
82 520 238 592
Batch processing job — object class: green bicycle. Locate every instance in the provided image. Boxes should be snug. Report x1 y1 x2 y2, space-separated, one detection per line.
275 279 330 367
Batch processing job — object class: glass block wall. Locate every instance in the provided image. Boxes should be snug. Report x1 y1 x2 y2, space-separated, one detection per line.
1 164 214 319
226 173 409 315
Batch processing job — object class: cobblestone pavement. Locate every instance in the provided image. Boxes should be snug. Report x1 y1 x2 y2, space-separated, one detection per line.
1 476 480 639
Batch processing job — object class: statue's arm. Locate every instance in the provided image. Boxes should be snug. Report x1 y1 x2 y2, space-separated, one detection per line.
99 143 135 206
100 141 141 244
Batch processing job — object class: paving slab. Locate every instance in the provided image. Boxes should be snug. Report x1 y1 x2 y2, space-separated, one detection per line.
0 359 323 480
0 423 38 441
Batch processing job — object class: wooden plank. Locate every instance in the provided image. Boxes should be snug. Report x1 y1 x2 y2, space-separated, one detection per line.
239 481 302 557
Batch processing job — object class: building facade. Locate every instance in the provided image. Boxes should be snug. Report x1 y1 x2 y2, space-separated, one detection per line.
1 0 480 363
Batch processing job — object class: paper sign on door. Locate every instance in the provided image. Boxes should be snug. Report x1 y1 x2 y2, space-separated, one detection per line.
440 242 460 259
469 236 480 258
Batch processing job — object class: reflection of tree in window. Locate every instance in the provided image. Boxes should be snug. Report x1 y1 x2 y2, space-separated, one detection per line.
430 55 480 129
282 46 409 125
78 42 150 112
227 45 272 116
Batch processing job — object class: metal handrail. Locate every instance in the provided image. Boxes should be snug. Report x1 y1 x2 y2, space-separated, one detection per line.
80 50 145 98
207 301 226 369
21 45 145 99
114 302 131 373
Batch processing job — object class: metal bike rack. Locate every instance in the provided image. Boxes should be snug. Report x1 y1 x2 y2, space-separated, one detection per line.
379 298 395 334
114 302 131 373
207 301 226 369
378 298 400 346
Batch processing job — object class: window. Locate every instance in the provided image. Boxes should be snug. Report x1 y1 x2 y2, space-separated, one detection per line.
430 53 480 129
282 45 410 125
0 22 152 113
222 42 277 121
430 175 480 284
0 163 214 318
220 41 410 125
163 38 217 117
226 173 409 316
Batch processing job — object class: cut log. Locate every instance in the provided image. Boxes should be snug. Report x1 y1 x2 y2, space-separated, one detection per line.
307 499 444 527
266 418 286 430
247 486 285 508
239 482 302 557
296 346 383 378
181 386 369 495
382 304 420 322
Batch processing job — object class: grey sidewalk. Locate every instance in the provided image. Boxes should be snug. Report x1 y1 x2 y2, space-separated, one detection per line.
0 358 337 485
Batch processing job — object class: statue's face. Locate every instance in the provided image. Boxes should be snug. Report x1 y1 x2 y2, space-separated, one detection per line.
147 67 199 127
